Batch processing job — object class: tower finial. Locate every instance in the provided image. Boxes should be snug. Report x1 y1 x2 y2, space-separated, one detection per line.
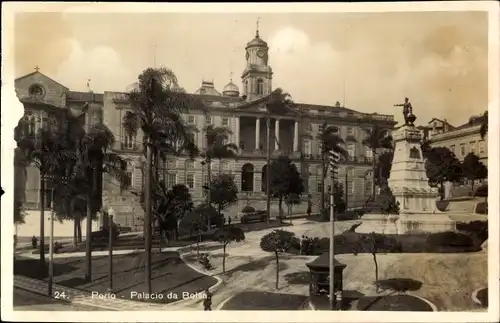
256 17 260 37
230 71 233 82
34 65 40 72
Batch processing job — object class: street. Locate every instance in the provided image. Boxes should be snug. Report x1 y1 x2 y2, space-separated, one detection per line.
13 287 105 311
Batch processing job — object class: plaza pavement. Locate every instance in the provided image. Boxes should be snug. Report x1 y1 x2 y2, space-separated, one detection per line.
14 219 359 311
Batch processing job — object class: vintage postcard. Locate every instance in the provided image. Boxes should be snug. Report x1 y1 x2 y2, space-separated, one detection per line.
1 1 499 322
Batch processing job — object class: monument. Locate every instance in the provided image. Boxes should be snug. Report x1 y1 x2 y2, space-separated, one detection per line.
356 98 457 234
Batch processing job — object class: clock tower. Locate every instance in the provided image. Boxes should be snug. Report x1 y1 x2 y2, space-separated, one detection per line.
241 21 273 101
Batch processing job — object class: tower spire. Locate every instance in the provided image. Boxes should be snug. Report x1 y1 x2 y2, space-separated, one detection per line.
256 17 260 37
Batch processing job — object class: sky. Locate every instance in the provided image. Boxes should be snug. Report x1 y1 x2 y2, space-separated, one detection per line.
14 8 489 127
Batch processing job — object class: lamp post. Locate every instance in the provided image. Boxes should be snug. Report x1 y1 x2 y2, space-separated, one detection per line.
108 207 115 292
328 150 341 310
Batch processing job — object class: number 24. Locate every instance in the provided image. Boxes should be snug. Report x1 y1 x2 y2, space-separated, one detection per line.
54 291 67 299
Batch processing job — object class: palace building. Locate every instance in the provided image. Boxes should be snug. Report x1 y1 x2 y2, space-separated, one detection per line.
14 28 396 231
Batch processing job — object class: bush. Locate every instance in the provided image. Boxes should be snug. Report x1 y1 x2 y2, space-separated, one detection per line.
91 225 119 241
475 202 488 214
456 220 488 244
425 231 475 252
212 226 245 242
474 184 488 197
436 200 449 212
241 206 256 213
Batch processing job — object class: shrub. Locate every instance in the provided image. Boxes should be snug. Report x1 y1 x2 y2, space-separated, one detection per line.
474 184 488 197
241 206 256 213
456 220 488 244
435 200 449 212
475 202 488 214
425 231 475 251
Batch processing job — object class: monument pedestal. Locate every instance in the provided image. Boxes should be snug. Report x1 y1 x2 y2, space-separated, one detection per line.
356 123 457 235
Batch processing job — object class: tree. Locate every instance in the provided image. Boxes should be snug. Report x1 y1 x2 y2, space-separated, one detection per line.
318 123 349 212
362 125 393 200
462 153 488 193
425 147 463 200
268 155 305 222
375 150 394 188
124 67 202 293
480 111 488 139
368 187 400 215
156 183 194 240
14 116 76 268
209 174 238 217
202 125 238 227
260 229 296 289
212 225 245 273
353 232 399 292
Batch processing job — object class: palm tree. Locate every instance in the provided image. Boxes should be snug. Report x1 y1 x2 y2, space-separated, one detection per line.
318 123 349 211
362 125 393 200
263 88 296 223
202 125 239 225
123 67 202 294
14 116 76 269
480 111 488 139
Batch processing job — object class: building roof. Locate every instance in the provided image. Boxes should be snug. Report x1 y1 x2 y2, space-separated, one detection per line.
15 71 69 91
194 80 222 96
67 91 104 103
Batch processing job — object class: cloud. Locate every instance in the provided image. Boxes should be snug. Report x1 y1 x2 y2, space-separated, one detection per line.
55 40 135 92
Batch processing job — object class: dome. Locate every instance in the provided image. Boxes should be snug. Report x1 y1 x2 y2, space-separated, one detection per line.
126 82 139 92
246 31 268 49
222 81 240 97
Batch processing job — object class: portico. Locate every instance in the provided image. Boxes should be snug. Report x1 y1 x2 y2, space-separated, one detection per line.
236 115 300 155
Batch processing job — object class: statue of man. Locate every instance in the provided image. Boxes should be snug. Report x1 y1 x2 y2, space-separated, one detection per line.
394 97 413 125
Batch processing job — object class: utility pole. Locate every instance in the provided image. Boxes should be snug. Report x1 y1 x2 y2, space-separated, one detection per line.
265 113 271 224
108 209 115 292
48 188 55 296
328 149 341 310
320 121 328 212
345 171 348 209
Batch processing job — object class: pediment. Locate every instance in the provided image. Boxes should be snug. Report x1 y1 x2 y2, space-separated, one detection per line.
15 71 69 108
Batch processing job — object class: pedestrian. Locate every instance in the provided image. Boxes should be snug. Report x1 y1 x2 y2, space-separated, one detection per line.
203 288 212 311
31 235 38 249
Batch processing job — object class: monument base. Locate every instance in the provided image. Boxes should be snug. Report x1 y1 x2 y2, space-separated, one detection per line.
355 213 457 235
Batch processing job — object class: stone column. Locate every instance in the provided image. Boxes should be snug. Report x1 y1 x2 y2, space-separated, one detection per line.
235 117 240 148
293 121 299 152
255 118 261 150
275 119 280 151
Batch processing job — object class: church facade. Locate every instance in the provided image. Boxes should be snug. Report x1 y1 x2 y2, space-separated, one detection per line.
14 29 396 230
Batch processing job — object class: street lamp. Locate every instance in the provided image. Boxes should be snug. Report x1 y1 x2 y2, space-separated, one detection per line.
48 188 56 296
108 207 115 292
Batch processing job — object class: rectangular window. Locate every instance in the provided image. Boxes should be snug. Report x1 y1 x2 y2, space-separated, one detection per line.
222 117 229 127
166 173 177 188
347 127 353 135
303 139 311 155
167 159 177 169
221 161 230 172
460 143 466 157
187 115 195 125
186 173 195 189
347 144 356 161
469 141 476 154
479 140 486 154
124 134 134 149
317 141 323 154
450 145 455 155
205 116 213 125
316 182 323 193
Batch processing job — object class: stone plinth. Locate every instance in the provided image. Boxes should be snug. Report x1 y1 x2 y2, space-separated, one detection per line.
356 124 457 235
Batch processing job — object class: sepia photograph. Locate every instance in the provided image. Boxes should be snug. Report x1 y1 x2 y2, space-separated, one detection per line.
1 1 499 322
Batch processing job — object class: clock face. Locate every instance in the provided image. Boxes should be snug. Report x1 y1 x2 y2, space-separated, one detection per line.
257 50 265 58
246 52 250 60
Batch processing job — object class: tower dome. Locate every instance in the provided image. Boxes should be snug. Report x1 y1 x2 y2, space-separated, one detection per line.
222 80 240 97
126 82 139 92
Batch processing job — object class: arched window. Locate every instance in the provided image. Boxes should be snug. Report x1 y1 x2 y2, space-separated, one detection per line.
241 163 255 192
409 147 421 159
27 115 36 136
257 79 264 95
244 81 248 95
261 165 268 192
49 116 58 132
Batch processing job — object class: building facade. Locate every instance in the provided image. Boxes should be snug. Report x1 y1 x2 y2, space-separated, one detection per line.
14 29 396 229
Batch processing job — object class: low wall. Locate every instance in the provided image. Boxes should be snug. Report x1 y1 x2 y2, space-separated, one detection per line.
15 210 100 238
